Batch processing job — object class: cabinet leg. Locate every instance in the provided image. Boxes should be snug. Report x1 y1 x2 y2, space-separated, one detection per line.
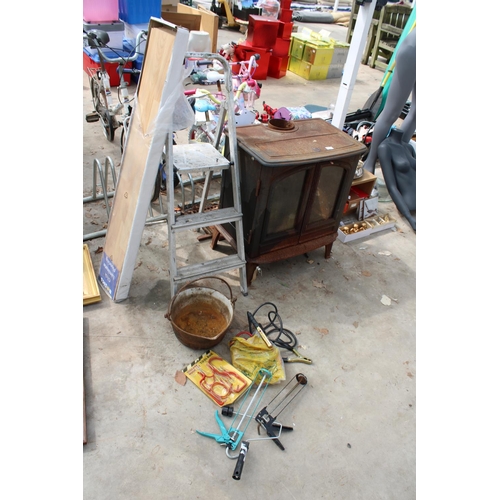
211 227 222 250
246 263 258 286
324 242 333 259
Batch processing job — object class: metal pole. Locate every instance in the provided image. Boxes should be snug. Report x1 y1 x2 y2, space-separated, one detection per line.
332 1 377 129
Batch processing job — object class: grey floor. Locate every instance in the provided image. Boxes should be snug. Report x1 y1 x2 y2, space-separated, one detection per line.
83 19 416 500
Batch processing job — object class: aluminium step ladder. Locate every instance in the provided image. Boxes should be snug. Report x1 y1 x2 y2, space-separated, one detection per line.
165 52 248 298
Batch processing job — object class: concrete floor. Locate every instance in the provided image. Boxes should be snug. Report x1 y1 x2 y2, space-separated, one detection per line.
83 20 416 499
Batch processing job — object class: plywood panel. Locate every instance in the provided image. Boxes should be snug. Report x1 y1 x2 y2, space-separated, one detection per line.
177 3 219 52
98 18 190 301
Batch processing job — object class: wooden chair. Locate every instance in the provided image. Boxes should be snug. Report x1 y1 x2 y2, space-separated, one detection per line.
345 0 382 65
369 3 413 70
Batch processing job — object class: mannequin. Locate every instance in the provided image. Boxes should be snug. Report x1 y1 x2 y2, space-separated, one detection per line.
377 128 416 231
363 28 416 174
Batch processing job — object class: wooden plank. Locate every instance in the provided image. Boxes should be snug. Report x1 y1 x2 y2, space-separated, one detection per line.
83 244 101 306
177 3 219 53
161 12 201 32
98 18 190 301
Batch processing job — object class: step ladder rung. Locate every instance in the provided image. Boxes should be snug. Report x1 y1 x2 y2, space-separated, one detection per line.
171 207 242 232
173 255 246 283
173 142 230 173
167 52 248 297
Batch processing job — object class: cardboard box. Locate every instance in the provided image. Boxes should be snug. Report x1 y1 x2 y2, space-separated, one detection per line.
337 221 373 243
337 213 396 243
367 214 396 233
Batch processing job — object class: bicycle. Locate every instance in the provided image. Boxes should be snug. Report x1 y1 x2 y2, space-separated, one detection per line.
84 29 146 142
187 54 262 146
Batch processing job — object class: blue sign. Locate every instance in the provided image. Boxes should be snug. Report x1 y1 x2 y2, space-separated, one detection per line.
98 252 119 299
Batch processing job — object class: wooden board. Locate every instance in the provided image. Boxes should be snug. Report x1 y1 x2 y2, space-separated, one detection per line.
161 12 201 33
177 3 219 53
98 18 190 301
83 244 101 306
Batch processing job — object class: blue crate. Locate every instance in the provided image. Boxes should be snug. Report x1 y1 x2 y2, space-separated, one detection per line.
118 0 161 24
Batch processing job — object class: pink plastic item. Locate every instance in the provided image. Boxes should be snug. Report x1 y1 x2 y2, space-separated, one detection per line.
83 0 119 23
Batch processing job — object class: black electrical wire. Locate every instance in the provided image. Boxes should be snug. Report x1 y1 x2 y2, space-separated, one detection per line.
249 302 298 350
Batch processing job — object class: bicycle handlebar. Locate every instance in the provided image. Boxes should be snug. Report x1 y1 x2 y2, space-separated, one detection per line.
83 30 147 64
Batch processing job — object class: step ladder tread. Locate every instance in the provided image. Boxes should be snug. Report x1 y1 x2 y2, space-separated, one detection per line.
167 53 248 297
173 142 230 173
171 207 242 231
173 254 246 282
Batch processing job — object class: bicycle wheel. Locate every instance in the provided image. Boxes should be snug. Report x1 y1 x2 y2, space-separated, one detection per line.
93 83 116 142
99 108 115 142
90 77 101 112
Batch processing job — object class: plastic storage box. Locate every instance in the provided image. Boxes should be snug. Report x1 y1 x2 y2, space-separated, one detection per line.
118 0 161 24
83 0 119 23
124 22 149 54
83 21 124 51
83 46 132 86
123 38 143 83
